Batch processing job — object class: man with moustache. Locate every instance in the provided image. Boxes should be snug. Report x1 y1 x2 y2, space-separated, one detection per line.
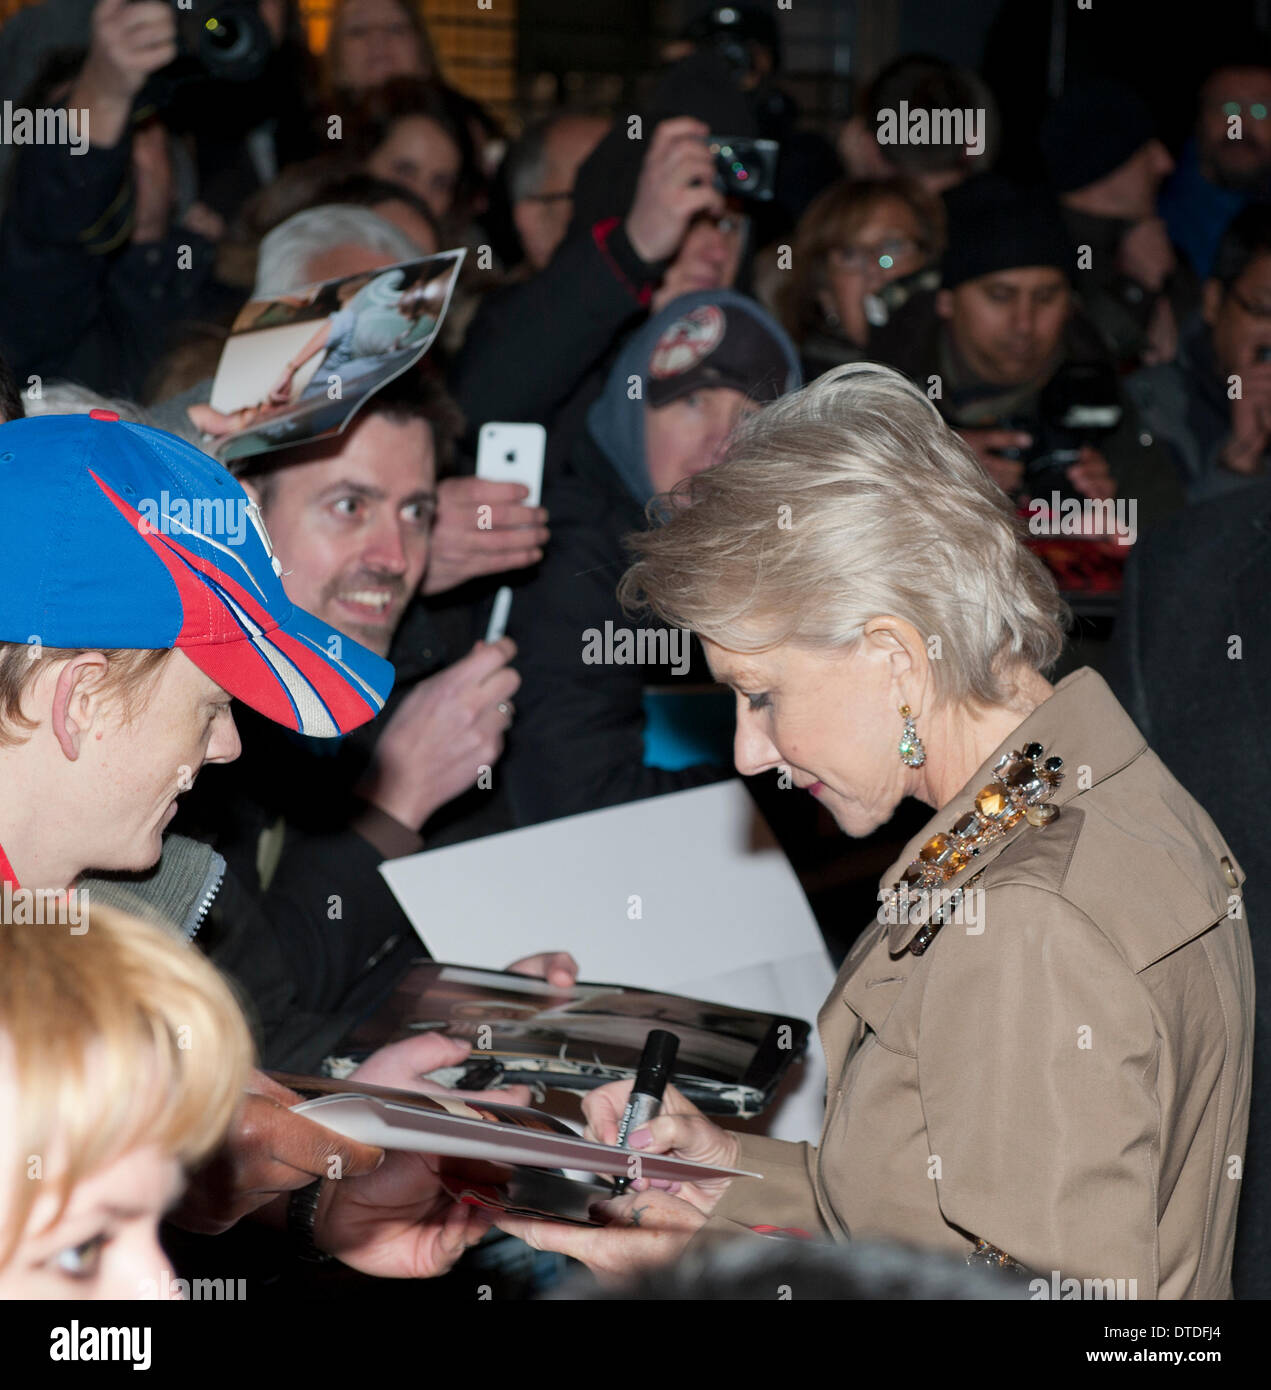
178 372 574 1068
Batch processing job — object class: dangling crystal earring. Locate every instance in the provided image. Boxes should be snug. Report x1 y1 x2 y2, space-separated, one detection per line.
898 704 926 767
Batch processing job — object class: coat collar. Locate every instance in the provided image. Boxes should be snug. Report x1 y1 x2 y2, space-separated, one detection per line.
883 667 1144 957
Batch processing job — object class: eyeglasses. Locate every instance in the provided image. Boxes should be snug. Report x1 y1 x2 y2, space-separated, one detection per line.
1229 287 1271 319
828 238 920 274
1218 100 1271 119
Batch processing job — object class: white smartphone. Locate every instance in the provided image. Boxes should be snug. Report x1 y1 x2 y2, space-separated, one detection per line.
476 422 547 642
475 421 546 506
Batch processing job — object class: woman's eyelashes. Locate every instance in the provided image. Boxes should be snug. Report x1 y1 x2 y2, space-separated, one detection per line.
744 691 771 711
49 1230 109 1280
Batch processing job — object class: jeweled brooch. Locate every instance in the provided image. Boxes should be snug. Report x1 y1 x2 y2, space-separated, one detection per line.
884 742 1064 956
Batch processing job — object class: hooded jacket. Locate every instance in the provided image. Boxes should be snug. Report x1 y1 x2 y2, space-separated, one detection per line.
500 290 800 828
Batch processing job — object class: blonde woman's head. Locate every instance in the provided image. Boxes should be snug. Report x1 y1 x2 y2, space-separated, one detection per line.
620 363 1068 833
0 905 254 1298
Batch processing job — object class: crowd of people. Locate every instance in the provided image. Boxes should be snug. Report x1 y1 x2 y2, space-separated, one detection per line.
0 0 1267 1307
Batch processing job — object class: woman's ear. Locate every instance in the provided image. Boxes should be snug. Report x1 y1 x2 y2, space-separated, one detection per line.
49 653 110 761
861 616 929 716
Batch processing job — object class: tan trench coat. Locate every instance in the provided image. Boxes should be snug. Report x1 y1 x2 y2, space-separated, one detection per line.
693 668 1254 1298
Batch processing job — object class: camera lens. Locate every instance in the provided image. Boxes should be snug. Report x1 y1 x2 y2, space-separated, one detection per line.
203 15 247 55
712 143 752 192
187 4 271 81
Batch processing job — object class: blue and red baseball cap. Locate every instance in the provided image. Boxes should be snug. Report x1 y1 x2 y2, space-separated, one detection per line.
0 412 393 736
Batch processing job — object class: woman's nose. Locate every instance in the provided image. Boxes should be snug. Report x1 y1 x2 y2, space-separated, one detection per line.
733 715 782 778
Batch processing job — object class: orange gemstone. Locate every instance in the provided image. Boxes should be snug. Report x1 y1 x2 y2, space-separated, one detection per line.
975 783 1009 818
920 833 950 862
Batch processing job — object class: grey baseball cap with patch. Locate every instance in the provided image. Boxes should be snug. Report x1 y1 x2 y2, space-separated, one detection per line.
646 300 792 408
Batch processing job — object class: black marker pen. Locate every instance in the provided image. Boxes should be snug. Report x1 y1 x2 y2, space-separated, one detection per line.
611 1029 679 1196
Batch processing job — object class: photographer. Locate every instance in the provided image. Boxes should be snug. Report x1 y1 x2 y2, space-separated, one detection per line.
872 176 1182 526
1128 204 1271 499
157 0 322 227
662 4 841 239
0 0 218 397
452 50 755 460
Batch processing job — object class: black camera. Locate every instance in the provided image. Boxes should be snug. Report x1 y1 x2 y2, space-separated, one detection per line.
864 265 941 329
143 0 271 84
995 361 1123 500
707 134 779 202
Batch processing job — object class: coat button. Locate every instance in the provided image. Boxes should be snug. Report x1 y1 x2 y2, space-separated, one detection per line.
1221 856 1239 889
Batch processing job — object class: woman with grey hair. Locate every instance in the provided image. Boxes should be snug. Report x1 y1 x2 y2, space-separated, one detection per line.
492 363 1254 1299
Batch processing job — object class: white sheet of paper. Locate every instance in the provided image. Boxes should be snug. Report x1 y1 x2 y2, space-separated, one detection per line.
379 781 836 1143
673 952 831 1146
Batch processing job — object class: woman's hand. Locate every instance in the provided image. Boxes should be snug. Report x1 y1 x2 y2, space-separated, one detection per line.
582 1079 740 1215
490 1080 742 1281
493 1188 709 1285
